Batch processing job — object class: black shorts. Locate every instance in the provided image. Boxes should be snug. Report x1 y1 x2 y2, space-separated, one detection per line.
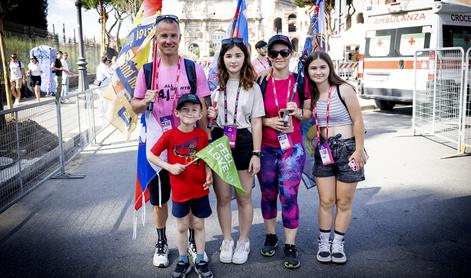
148 169 171 206
172 195 212 219
211 127 253 170
313 135 365 183
30 75 41 86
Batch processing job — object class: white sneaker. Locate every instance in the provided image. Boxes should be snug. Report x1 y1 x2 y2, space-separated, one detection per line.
153 240 169 268
316 237 332 263
188 240 209 264
331 239 347 264
232 239 250 264
219 239 234 263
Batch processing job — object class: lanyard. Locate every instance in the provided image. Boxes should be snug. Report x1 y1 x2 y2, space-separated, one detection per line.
257 57 268 69
313 86 333 143
270 76 292 112
154 57 181 115
223 85 242 126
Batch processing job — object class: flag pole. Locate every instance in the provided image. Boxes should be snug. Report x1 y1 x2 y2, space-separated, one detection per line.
184 157 200 167
147 29 159 113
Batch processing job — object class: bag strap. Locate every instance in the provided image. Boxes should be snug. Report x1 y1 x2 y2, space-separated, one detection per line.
336 84 349 113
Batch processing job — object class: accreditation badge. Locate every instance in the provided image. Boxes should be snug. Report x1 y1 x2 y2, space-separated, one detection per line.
159 115 173 132
277 132 293 150
319 143 334 165
223 125 237 148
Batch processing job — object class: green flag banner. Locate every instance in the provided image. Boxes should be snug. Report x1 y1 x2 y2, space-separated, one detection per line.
195 136 246 194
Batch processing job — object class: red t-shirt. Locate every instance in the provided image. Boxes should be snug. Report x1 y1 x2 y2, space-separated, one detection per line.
151 128 209 202
262 75 311 148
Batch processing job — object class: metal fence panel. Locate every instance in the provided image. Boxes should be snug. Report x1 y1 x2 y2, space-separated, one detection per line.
413 48 465 152
0 87 109 212
463 48 471 152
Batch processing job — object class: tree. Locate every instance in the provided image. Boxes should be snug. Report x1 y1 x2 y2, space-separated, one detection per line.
4 0 48 30
82 0 142 54
0 0 18 112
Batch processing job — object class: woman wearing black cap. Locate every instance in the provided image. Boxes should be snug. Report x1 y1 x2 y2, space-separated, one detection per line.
257 34 312 269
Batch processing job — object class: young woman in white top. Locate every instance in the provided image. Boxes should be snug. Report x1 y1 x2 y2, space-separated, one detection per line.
27 56 43 102
305 51 366 264
207 37 265 265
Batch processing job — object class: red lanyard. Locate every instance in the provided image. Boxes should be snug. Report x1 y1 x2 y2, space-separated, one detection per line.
313 86 333 143
270 76 292 112
223 85 241 126
154 57 181 115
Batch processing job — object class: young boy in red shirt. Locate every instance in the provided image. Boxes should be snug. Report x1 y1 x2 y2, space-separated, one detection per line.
148 93 213 278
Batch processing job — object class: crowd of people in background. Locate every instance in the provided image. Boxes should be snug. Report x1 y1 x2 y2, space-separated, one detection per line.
129 14 366 278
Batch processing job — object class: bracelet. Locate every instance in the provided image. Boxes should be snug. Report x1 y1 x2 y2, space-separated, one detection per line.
295 108 303 119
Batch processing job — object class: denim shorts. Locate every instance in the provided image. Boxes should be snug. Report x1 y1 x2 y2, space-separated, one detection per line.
172 195 212 219
313 135 365 183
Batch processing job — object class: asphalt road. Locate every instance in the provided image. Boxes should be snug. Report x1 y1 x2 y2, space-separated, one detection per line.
0 107 470 278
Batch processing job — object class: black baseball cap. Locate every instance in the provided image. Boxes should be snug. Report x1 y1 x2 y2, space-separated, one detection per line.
255 40 267 49
267 35 293 51
176 93 202 110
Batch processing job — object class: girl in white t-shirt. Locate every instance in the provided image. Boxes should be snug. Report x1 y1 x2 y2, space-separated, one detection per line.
207 38 265 265
27 56 43 101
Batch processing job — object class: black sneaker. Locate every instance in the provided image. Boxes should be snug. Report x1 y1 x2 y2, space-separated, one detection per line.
194 261 213 278
260 234 278 257
171 260 192 278
283 244 300 269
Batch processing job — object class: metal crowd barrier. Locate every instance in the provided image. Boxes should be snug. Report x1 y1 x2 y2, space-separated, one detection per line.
413 47 470 154
0 86 109 212
463 48 471 152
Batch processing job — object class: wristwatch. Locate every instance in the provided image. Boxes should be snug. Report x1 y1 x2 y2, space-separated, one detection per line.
252 150 261 157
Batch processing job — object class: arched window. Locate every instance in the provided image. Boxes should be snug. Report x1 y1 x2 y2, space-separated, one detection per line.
274 17 282 34
291 38 299 52
189 43 200 58
288 14 297 33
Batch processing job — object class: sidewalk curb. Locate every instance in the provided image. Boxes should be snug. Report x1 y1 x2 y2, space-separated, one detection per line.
361 105 377 111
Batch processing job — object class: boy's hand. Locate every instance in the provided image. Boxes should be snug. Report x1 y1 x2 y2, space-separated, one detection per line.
207 106 218 119
203 169 213 190
168 164 185 175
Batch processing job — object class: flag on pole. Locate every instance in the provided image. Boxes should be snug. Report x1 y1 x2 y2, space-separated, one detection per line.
312 0 326 51
194 137 245 194
208 0 248 91
102 0 162 140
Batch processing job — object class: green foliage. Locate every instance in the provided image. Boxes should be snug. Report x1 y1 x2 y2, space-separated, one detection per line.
291 0 315 8
3 0 48 30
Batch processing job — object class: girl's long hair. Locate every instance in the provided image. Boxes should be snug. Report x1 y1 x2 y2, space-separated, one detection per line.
304 51 352 107
217 42 256 91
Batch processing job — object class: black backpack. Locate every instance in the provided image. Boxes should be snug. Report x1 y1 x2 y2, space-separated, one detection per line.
143 58 197 94
257 73 306 108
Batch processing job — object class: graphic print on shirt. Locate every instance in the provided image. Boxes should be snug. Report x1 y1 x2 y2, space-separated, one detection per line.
174 137 199 164
158 84 191 101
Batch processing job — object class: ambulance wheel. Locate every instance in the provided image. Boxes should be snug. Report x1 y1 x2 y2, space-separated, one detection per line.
375 100 395 110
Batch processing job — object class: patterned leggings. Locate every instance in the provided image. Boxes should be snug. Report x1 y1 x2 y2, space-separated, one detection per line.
257 143 305 229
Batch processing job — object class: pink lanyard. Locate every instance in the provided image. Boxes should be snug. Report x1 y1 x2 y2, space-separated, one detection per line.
270 76 292 112
313 86 333 143
258 58 268 69
154 58 181 115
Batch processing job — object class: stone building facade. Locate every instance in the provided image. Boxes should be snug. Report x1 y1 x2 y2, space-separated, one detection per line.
167 0 311 58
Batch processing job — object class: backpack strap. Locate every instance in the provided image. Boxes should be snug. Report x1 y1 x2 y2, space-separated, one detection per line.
184 58 197 95
143 59 197 94
143 62 153 90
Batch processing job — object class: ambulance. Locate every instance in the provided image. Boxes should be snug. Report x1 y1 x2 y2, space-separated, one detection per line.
358 0 471 110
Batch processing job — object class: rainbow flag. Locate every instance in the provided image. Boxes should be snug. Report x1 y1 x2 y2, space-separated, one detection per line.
208 0 248 91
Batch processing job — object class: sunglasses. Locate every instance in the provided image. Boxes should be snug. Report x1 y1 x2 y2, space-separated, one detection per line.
156 14 179 25
11 56 17 59
221 37 244 45
268 49 291 59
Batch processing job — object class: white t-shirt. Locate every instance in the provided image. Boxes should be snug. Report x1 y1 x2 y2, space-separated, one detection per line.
61 59 69 77
27 62 42 76
96 62 112 86
9 60 23 80
211 79 265 131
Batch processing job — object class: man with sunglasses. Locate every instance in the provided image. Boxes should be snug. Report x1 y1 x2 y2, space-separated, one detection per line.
251 40 270 75
131 14 211 275
9 53 26 106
